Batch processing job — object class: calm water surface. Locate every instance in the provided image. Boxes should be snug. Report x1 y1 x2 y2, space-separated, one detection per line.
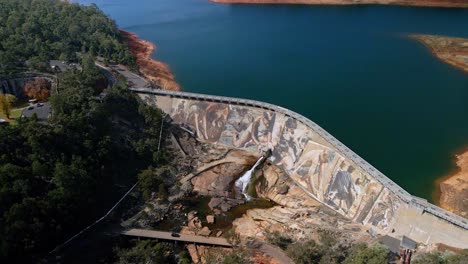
77 0 468 200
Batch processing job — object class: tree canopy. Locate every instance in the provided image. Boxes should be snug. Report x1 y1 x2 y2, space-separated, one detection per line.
115 239 173 264
23 78 51 101
412 250 468 264
0 0 136 74
284 232 390 264
0 68 165 262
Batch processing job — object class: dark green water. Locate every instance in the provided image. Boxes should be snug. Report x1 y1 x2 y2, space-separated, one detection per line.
77 0 468 200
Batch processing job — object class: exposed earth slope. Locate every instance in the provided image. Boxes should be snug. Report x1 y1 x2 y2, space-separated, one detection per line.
121 30 180 90
210 0 468 8
438 151 468 218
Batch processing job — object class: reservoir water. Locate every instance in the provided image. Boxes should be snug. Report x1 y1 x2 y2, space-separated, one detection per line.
76 0 468 201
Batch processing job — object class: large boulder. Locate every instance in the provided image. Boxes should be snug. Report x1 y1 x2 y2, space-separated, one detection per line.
206 215 215 224
198 226 212 237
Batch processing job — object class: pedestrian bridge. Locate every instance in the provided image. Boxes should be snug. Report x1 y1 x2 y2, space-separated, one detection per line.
122 229 231 247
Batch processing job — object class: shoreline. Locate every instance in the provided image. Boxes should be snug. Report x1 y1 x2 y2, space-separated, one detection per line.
120 30 180 91
433 148 468 218
432 146 467 204
410 34 467 217
209 0 468 8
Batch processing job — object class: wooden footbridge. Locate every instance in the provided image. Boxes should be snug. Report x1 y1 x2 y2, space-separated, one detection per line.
121 229 232 247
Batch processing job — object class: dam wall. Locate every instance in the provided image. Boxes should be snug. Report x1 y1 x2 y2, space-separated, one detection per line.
133 88 468 248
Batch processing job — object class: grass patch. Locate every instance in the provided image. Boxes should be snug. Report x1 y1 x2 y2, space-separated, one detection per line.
0 107 24 124
10 108 23 119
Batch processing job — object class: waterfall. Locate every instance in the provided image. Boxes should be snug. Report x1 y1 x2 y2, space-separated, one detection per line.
235 156 264 200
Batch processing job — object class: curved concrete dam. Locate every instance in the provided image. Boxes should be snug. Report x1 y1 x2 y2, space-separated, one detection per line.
132 88 468 248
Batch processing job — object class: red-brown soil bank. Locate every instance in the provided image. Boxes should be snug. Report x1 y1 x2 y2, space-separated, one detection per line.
121 30 180 91
435 150 468 219
210 0 468 8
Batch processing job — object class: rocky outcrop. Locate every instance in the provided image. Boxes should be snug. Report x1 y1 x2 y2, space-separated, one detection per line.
411 34 468 74
208 197 245 212
198 226 212 236
210 0 468 8
234 162 370 242
439 151 468 218
233 206 370 240
206 215 215 224
190 150 258 196
256 163 321 209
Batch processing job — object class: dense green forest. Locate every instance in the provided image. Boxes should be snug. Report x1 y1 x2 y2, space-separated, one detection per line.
0 61 165 262
0 0 169 261
0 0 135 74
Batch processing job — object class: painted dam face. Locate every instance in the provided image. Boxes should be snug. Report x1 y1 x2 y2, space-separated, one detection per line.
136 91 468 248
140 94 401 231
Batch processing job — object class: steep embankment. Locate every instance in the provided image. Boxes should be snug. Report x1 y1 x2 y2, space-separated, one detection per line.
120 30 180 90
210 0 468 8
410 34 468 74
437 151 468 218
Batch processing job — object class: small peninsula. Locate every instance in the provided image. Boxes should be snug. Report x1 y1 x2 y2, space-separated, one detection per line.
210 0 468 8
410 34 468 74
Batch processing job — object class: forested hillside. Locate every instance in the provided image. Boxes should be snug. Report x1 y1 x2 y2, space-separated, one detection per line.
0 0 135 74
0 0 166 262
0 66 166 262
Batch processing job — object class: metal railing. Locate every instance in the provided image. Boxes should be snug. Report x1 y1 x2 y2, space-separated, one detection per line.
130 87 468 230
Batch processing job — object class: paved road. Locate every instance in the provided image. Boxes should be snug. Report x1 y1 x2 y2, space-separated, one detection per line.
122 229 232 247
22 103 51 124
111 65 149 88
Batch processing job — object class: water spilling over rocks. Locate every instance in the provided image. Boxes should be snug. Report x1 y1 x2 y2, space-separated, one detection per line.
235 156 264 200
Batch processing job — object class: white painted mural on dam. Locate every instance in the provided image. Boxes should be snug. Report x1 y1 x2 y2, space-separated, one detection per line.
137 90 468 248
140 94 400 231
